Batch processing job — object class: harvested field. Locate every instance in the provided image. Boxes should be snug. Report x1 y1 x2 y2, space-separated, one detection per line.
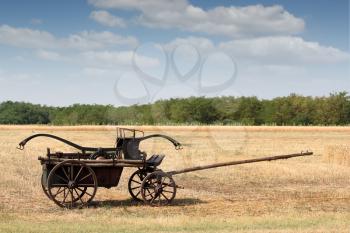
324 145 350 167
0 126 349 232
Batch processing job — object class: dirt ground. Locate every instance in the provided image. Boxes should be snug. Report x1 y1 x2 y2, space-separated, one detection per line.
0 126 349 232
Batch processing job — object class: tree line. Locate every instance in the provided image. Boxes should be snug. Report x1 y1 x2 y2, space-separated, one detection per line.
0 92 349 126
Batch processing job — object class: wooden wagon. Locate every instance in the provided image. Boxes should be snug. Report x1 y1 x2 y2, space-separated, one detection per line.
18 127 313 208
19 128 181 208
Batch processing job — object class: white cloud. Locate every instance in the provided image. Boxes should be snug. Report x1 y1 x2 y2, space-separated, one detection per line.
36 50 63 61
88 0 305 38
90 10 126 27
0 25 145 69
162 36 215 54
34 48 160 70
82 67 114 77
0 24 57 49
0 24 138 50
219 36 350 64
81 50 160 68
162 36 350 65
65 30 138 49
88 0 186 12
243 64 307 78
0 69 36 81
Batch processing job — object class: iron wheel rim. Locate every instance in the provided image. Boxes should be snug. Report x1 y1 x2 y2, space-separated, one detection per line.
141 171 176 206
128 169 149 201
47 160 97 209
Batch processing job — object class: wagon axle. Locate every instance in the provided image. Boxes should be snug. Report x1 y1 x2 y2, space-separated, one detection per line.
18 127 313 209
67 181 76 189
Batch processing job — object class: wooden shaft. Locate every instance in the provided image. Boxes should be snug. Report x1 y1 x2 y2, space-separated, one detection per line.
168 151 313 175
38 156 145 165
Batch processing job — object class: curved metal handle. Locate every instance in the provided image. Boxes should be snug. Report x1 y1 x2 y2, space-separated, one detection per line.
17 134 85 151
17 134 115 152
16 144 25 150
139 134 183 150
17 139 29 150
174 142 183 150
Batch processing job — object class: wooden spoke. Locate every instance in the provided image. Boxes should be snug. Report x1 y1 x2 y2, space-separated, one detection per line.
70 165 74 180
77 184 96 187
128 169 152 202
54 173 69 184
131 180 141 185
61 167 70 181
162 190 174 194
149 179 158 185
79 173 92 182
141 171 176 206
69 189 74 207
161 192 170 201
150 196 156 204
76 187 85 193
82 191 94 197
52 187 65 197
62 189 69 203
73 188 85 205
54 187 62 195
144 190 155 198
74 167 84 182
48 160 97 209
50 184 67 187
161 182 172 187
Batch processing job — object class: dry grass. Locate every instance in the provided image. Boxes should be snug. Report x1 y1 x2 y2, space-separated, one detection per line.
0 125 349 232
324 145 350 167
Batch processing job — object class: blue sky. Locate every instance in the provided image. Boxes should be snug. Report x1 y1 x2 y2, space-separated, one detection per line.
0 0 349 106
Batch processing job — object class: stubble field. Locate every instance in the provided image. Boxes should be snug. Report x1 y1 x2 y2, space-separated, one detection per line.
0 125 349 233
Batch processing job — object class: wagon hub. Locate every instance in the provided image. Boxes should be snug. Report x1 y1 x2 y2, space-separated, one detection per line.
155 184 163 194
67 180 76 189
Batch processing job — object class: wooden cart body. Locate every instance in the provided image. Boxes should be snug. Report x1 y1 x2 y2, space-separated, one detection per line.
18 127 313 208
39 153 164 188
41 161 124 189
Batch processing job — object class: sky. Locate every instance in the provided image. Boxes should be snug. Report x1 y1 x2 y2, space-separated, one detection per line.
0 0 349 106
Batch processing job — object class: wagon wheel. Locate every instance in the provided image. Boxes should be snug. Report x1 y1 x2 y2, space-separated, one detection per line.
128 169 150 201
41 173 50 199
42 173 88 201
47 160 97 208
141 171 176 206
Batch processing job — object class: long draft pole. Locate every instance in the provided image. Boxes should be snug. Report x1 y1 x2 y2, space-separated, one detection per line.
168 151 313 175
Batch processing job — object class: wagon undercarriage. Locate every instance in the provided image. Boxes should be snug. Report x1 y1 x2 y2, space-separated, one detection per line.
18 127 313 209
38 154 172 208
